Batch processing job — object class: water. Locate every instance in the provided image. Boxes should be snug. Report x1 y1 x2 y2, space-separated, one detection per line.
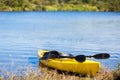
0 12 120 74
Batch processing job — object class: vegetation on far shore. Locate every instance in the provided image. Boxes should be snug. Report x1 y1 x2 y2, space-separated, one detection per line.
0 0 120 12
0 63 120 80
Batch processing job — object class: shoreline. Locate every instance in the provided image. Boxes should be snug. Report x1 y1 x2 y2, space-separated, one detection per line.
0 10 103 12
0 63 120 80
0 1 120 12
0 66 120 80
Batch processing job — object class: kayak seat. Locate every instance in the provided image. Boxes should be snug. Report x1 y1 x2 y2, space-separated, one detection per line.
41 51 60 60
48 51 60 58
50 51 74 57
41 50 73 60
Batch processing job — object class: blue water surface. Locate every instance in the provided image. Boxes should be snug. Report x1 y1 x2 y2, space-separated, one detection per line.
0 12 120 74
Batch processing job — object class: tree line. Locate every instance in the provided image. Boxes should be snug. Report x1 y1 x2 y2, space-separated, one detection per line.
0 0 120 11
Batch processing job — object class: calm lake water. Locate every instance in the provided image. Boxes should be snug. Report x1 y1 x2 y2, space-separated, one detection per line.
0 12 120 74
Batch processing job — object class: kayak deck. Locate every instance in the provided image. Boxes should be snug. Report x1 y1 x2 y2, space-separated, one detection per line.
38 50 100 76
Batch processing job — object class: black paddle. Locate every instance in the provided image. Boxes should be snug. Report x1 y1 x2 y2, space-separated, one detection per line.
41 51 110 62
58 53 110 62
86 53 110 59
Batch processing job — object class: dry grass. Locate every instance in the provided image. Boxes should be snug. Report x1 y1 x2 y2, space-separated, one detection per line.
112 63 120 80
0 63 120 80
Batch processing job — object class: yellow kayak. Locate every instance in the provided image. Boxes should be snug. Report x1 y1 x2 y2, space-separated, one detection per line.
38 50 100 76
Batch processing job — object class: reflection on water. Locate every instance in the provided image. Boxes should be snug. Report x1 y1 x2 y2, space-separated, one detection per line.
0 12 120 74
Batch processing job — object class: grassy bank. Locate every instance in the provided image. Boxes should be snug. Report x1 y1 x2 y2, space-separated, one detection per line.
0 4 99 12
1 64 120 80
0 0 120 11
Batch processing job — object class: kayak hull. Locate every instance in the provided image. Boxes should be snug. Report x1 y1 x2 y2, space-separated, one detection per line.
38 50 100 76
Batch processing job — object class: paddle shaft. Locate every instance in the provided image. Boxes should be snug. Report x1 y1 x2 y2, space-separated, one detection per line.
59 53 110 59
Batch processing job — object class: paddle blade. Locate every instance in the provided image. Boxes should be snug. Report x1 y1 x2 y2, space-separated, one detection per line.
93 53 110 59
75 55 86 62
